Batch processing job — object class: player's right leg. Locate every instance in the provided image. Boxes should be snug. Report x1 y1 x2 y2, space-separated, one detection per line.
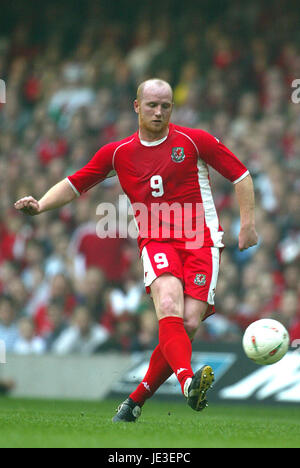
113 243 183 423
112 397 142 423
113 273 187 423
112 343 172 423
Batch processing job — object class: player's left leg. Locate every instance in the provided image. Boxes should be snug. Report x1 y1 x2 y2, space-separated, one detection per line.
183 296 215 411
183 295 208 339
180 246 222 410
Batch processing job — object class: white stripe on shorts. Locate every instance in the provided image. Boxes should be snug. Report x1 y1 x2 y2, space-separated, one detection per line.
141 246 158 288
207 247 220 305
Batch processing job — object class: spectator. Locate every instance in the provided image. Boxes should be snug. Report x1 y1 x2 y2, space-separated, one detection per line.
104 313 138 352
272 290 300 338
0 1 299 348
33 273 77 335
132 308 159 351
44 299 69 351
0 296 19 352
36 120 68 166
75 267 108 323
5 277 29 316
52 306 109 354
13 317 46 355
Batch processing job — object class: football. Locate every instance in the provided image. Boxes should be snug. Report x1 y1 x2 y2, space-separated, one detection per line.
243 319 290 365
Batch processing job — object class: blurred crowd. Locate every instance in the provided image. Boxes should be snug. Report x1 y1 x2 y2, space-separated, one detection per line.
0 0 299 356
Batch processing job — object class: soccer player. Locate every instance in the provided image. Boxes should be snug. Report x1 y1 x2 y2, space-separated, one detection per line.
15 78 258 422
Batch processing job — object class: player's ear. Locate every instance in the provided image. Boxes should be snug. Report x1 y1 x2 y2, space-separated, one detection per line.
133 99 139 114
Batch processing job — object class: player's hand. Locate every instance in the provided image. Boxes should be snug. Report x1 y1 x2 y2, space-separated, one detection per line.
238 224 258 251
14 196 41 216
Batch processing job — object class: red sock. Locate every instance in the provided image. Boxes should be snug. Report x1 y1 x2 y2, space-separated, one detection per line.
159 316 194 394
130 345 173 406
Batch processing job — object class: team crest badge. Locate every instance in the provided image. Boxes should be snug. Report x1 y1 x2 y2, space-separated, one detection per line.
194 274 206 286
171 147 185 163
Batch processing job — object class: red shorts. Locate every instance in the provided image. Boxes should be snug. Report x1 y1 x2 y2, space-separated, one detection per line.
141 240 222 321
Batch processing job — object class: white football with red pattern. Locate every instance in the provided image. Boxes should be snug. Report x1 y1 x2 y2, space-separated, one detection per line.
242 319 290 365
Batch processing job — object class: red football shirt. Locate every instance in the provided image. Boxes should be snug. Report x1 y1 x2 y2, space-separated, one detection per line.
67 123 249 251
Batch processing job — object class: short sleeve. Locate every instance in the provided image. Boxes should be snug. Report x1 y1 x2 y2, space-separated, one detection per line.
67 142 115 195
194 129 249 183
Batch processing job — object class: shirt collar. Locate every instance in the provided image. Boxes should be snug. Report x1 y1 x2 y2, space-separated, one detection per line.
138 127 169 147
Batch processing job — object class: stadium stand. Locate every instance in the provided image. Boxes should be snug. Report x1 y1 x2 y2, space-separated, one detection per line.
0 0 299 354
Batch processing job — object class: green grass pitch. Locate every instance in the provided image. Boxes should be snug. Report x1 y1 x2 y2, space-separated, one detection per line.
0 397 299 448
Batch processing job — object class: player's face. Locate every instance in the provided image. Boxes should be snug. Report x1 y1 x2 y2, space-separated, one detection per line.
134 85 173 139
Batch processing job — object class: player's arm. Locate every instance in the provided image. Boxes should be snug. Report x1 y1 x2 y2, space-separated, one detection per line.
194 129 258 251
15 142 116 216
234 174 258 251
14 178 76 216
